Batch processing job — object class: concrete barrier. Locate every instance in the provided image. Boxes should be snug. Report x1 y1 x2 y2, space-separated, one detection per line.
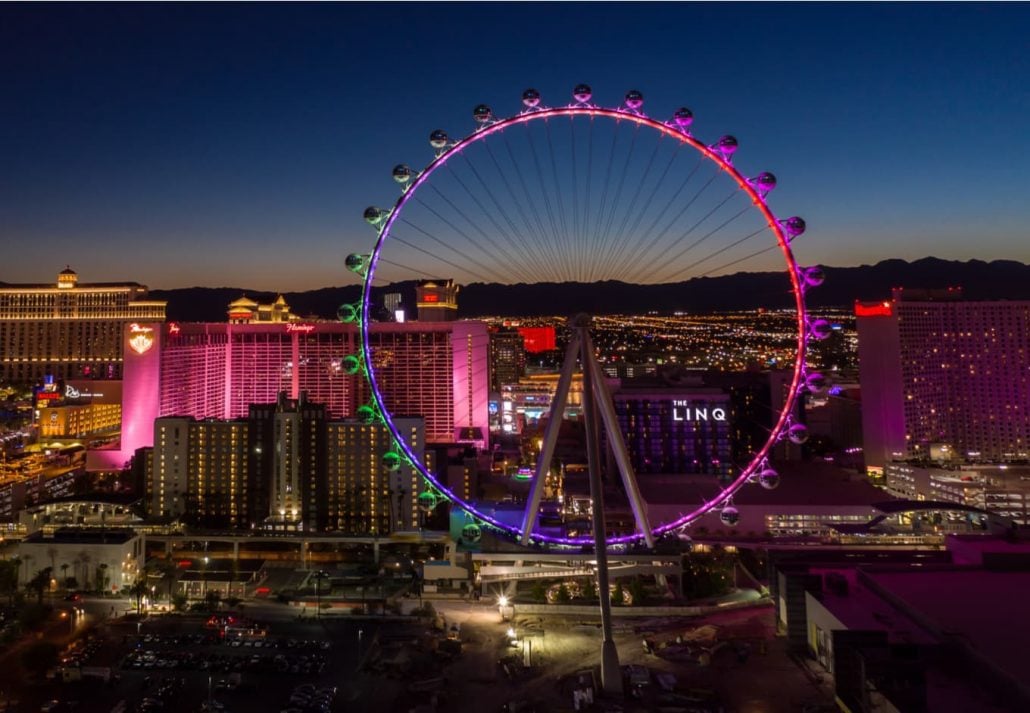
503 598 771 618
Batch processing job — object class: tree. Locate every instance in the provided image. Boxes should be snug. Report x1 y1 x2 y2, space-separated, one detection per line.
20 640 58 679
556 583 571 603
0 558 19 604
581 577 597 602
129 579 149 615
530 581 547 602
97 563 109 594
171 593 189 612
27 567 53 605
60 563 70 588
21 555 33 585
205 589 222 611
683 551 734 600
77 551 92 590
611 582 626 606
148 557 177 600
627 578 647 607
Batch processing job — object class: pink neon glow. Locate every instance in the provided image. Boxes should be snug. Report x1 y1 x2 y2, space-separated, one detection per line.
361 104 808 545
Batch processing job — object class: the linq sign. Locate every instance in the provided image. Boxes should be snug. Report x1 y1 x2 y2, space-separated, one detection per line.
671 400 727 422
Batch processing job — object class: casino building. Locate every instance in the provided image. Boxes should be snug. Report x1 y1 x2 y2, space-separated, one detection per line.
0 267 166 383
104 319 489 469
610 383 733 477
857 288 1030 469
147 392 427 533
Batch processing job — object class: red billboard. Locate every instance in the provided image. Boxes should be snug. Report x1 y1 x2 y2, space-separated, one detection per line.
518 326 557 353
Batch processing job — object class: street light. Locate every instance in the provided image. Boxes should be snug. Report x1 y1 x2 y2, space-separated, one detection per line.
498 595 514 622
202 555 210 599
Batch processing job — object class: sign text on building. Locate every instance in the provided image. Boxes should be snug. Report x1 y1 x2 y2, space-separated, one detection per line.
128 323 155 355
671 400 727 422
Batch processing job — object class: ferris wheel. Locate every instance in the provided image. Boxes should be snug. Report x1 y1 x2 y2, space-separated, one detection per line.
345 85 828 550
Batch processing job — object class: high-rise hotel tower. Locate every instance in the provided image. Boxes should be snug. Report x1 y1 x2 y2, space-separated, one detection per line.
857 288 1030 470
0 267 165 383
107 319 490 470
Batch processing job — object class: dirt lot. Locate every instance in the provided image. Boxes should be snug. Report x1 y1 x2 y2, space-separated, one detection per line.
367 600 838 713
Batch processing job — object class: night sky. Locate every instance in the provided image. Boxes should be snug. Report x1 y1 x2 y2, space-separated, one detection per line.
2 3 1028 291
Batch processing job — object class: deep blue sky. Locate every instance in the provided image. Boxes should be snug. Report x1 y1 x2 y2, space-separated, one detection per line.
2 3 1028 291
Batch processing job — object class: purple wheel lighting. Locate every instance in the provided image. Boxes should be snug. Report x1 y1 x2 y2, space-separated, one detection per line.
359 95 811 548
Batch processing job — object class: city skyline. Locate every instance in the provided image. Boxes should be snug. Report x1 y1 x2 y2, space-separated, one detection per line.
2 3 1029 291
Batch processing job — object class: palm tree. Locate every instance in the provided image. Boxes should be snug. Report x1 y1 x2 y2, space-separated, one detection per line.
71 555 82 588
156 557 177 600
27 567 52 605
78 552 92 590
9 556 22 594
97 563 109 595
60 563 70 589
1 558 20 604
128 578 149 615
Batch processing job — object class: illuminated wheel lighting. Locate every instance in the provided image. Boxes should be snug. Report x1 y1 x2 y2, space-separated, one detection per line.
357 86 820 547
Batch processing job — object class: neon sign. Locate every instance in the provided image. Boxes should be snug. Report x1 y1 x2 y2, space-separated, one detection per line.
854 301 892 317
65 385 104 400
168 323 181 335
128 323 155 355
286 324 315 333
671 400 727 422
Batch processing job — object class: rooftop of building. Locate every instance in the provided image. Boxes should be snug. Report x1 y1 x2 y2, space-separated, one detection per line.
21 527 137 544
775 547 1030 711
865 566 1030 695
806 567 937 646
945 533 1030 565
0 281 147 289
637 461 889 508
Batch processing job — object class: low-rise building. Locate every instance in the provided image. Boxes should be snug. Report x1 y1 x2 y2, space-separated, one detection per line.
771 542 1030 712
885 461 1030 524
15 527 141 592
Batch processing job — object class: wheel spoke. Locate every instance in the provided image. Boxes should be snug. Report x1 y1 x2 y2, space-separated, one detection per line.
361 102 808 548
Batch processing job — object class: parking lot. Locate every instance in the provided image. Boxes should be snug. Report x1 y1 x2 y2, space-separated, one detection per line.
5 608 379 713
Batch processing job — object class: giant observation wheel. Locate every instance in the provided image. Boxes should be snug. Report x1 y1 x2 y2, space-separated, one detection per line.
345 85 828 549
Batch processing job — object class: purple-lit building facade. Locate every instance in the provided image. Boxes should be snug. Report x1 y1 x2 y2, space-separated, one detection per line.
610 386 732 476
857 288 1030 470
100 320 489 469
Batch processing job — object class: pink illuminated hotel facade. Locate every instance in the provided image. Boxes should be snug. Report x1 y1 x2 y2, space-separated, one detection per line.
94 319 490 469
857 288 1030 471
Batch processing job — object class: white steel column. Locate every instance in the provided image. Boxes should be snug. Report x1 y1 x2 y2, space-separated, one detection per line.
519 334 581 545
582 331 656 549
